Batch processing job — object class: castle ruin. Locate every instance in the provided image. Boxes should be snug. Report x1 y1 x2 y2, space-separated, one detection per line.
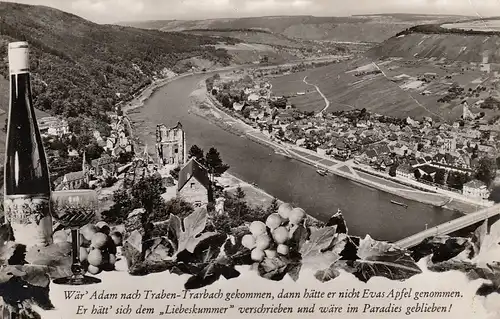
156 122 187 167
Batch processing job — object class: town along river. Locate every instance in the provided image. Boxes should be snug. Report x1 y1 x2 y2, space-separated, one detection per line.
129 73 463 242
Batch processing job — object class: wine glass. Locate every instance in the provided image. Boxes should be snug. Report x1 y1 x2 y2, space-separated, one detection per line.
51 190 101 285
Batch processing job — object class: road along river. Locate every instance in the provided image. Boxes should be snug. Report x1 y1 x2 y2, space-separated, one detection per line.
128 72 463 242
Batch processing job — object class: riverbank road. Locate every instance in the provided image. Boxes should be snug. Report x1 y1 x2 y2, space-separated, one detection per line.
204 90 486 212
287 145 492 209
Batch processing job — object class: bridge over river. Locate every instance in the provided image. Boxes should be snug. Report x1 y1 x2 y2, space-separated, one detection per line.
394 203 500 249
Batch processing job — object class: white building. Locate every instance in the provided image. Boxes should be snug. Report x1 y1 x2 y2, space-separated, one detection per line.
38 116 69 137
396 163 414 179
463 180 490 200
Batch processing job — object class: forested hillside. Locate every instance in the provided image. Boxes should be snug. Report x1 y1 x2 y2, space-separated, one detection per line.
0 2 232 128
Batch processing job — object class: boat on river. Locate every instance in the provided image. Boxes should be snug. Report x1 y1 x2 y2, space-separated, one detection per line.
316 169 328 176
275 149 293 159
390 200 408 208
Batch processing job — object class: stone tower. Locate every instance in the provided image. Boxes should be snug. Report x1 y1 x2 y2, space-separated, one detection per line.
156 122 187 167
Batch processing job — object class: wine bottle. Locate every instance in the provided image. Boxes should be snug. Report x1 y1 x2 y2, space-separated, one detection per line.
3 41 53 247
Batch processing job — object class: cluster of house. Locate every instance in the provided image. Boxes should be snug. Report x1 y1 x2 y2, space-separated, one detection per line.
38 116 70 137
55 153 117 191
51 112 220 211
103 114 134 156
212 78 276 123
52 113 135 191
301 111 496 199
237 96 497 199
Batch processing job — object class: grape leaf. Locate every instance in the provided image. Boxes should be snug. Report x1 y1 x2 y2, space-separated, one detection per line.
0 242 20 265
13 265 50 288
472 219 500 267
352 235 421 282
143 237 175 262
287 263 301 281
128 260 177 276
222 235 253 266
299 226 343 272
0 224 19 265
177 234 242 289
125 230 143 253
257 256 290 281
168 207 217 255
409 236 471 263
290 225 309 252
326 211 348 234
315 267 341 283
426 257 477 273
177 234 227 267
24 242 73 279
468 262 500 296
0 265 27 284
471 220 488 258
0 264 54 318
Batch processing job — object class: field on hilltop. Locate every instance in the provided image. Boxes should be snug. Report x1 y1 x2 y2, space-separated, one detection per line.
267 22 500 122
123 14 470 43
184 29 304 48
368 32 500 63
270 52 500 122
442 17 500 32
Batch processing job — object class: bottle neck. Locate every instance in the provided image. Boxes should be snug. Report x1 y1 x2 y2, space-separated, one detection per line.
10 71 31 92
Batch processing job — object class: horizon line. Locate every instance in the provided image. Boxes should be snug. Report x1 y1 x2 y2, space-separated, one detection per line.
115 12 480 25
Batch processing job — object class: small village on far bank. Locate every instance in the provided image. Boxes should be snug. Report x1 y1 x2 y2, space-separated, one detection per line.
204 67 500 205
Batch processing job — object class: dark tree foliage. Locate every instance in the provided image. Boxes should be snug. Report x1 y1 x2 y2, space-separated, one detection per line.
83 142 104 162
396 23 500 37
414 169 422 180
102 175 167 224
389 164 398 177
422 174 434 183
118 151 135 164
266 197 279 215
188 145 205 164
235 186 246 200
205 147 230 178
434 169 446 185
170 166 181 181
158 197 194 221
447 171 472 190
475 157 497 187
0 2 232 125
209 191 268 234
270 97 287 109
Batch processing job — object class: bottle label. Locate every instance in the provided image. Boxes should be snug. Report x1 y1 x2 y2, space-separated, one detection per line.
3 194 53 246
8 42 29 75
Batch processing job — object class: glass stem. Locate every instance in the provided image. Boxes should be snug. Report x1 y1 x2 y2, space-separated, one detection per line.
71 229 82 277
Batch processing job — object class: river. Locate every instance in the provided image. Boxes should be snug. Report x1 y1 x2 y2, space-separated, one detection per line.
128 73 463 242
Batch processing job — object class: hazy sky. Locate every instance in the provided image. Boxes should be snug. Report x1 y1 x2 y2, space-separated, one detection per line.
4 0 500 23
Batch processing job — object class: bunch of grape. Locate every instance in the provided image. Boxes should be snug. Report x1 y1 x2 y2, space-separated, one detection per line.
54 221 123 275
242 203 306 262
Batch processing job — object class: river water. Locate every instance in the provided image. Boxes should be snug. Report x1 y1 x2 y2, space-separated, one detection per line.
129 73 463 242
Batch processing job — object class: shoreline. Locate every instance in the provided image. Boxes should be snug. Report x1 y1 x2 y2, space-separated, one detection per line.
194 81 486 214
121 57 346 115
122 64 484 218
122 68 320 219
